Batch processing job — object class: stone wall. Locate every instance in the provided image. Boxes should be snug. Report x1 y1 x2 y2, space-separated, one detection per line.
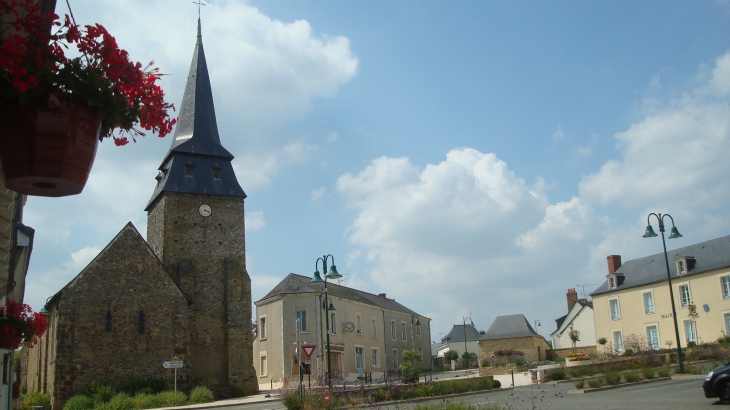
478 336 551 363
548 345 597 359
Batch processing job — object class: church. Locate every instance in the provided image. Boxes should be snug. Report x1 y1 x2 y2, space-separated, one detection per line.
23 19 258 408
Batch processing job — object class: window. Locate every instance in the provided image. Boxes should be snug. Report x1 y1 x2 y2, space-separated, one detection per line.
105 310 113 332
613 331 623 352
643 292 655 314
401 322 407 342
213 167 221 179
392 349 398 368
679 284 691 307
677 259 686 275
371 348 379 367
356 314 362 335
391 320 396 340
418 347 423 362
295 310 308 332
609 298 620 320
138 311 146 335
722 276 730 299
416 319 421 336
185 164 194 176
608 276 617 289
259 316 266 340
684 320 697 343
372 317 378 338
330 312 337 334
724 313 730 336
260 352 267 377
646 325 659 350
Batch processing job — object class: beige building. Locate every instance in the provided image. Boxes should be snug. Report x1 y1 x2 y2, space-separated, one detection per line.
551 288 595 350
254 274 431 387
591 235 730 353
478 314 550 363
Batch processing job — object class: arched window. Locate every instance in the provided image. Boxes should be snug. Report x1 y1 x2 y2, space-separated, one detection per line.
138 311 146 335
105 310 113 332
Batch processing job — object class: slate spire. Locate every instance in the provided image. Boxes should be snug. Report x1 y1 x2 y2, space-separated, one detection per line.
146 19 246 211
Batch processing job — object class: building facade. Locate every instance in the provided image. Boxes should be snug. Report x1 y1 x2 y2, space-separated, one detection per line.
592 235 730 353
551 288 595 350
478 314 550 362
253 274 431 387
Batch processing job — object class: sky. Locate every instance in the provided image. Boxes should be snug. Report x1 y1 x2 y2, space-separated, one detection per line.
20 0 730 344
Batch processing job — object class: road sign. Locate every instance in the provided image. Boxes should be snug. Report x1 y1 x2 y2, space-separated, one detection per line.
302 345 315 360
305 360 312 365
324 390 330 405
163 360 184 369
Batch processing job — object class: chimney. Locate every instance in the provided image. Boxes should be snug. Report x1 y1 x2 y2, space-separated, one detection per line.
566 288 578 311
378 293 386 299
607 255 622 275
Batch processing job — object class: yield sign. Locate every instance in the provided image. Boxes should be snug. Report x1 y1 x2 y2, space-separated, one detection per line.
302 345 316 360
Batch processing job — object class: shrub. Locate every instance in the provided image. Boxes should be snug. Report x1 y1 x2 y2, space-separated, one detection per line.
151 391 187 408
574 379 585 389
686 341 697 348
642 367 656 379
657 367 670 377
624 371 640 383
20 391 51 408
492 380 501 388
130 393 154 410
86 382 115 405
281 393 303 410
623 349 635 356
62 395 93 410
121 379 167 395
107 393 134 410
188 387 215 404
587 378 603 388
578 365 598 376
546 369 566 381
568 368 581 378
606 372 622 385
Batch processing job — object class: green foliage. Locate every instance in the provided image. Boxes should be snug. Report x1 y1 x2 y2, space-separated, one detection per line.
623 349 634 356
657 367 671 377
492 379 501 388
150 391 187 408
574 379 585 389
121 379 167 395
686 341 697 348
605 372 622 385
568 324 581 348
106 393 134 410
20 391 51 408
85 382 115 406
587 377 604 388
62 395 94 410
444 350 459 362
281 393 303 410
597 337 608 345
130 393 154 410
188 387 215 404
546 368 566 381
401 349 422 382
642 367 656 379
624 371 640 383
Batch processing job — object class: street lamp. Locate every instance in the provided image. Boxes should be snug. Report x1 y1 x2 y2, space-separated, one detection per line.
643 212 684 373
310 254 342 389
463 317 474 369
411 316 421 350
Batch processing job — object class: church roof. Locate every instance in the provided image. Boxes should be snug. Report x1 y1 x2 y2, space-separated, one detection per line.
146 19 245 211
440 324 482 344
256 273 427 318
480 314 540 340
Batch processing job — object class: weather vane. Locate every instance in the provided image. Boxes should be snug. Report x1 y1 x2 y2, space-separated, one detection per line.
193 0 206 18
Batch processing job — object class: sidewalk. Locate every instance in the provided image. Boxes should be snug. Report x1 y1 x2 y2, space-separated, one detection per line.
155 390 281 410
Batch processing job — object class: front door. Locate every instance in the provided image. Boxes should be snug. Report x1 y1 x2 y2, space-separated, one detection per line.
355 347 364 377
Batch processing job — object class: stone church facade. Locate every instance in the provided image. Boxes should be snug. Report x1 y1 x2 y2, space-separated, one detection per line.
24 19 258 408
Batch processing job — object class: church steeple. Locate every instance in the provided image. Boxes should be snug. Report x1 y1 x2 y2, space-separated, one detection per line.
146 19 246 211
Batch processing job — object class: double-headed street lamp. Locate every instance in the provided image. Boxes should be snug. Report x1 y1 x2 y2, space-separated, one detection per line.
643 212 684 373
310 254 341 389
463 316 474 369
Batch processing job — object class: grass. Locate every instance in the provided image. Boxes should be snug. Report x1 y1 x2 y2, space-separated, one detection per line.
587 378 604 388
624 371 640 383
641 368 656 379
605 372 622 385
574 379 585 389
657 367 671 377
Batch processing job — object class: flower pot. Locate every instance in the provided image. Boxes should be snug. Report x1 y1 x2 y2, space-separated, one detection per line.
0 331 22 350
0 93 100 197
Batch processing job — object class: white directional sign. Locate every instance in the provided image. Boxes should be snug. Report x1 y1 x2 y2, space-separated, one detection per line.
163 360 183 369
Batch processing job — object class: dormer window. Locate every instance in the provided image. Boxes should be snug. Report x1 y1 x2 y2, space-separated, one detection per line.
213 167 221 179
608 276 617 289
185 164 194 176
675 256 695 276
677 259 686 275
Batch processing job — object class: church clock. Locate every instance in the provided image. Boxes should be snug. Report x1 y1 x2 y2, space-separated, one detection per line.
199 204 212 217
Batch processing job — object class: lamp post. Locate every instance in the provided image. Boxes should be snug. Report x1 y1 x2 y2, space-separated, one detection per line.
643 212 684 373
310 254 341 389
411 316 421 350
463 317 474 369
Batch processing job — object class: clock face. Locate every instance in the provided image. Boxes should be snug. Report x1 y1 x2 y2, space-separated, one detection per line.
199 204 212 217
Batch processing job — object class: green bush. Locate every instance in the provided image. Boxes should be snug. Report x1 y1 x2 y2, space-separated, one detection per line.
624 371 640 383
606 372 622 385
121 379 167 395
578 365 598 376
20 391 51 408
281 392 303 410
657 367 670 377
151 391 187 408
546 368 566 381
86 382 115 405
130 393 154 410
568 367 581 378
623 349 635 356
574 379 585 389
641 368 656 379
587 378 604 388
188 387 215 404
62 395 94 410
492 379 501 388
106 393 134 410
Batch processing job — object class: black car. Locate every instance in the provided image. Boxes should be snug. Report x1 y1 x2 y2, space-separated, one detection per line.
704 362 730 402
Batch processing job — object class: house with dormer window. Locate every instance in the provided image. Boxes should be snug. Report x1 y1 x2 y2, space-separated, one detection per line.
591 235 730 352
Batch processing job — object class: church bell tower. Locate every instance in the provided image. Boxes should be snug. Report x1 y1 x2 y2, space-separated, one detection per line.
146 19 258 393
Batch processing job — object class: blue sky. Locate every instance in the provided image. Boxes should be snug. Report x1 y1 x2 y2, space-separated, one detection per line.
21 0 730 342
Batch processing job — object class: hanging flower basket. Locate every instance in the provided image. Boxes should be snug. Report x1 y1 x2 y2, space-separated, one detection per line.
0 331 22 350
0 299 48 350
0 92 100 196
0 0 176 197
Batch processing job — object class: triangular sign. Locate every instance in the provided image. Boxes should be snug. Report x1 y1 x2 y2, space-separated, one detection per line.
302 345 316 360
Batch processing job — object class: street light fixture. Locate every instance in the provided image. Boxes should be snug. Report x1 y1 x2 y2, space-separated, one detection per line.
310 254 342 389
463 317 474 369
643 212 684 373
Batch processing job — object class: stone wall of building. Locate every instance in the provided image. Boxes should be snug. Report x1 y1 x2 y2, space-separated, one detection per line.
478 336 551 363
548 346 597 359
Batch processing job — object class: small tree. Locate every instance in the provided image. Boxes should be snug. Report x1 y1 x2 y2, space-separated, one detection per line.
444 350 459 364
400 349 421 382
568 324 580 354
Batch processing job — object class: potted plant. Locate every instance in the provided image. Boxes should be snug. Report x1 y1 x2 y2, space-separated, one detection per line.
0 0 176 197
0 299 48 349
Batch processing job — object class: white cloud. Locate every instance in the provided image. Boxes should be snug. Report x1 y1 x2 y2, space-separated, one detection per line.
709 52 730 95
310 187 326 201
553 126 565 140
245 211 266 231
70 247 102 271
327 131 339 142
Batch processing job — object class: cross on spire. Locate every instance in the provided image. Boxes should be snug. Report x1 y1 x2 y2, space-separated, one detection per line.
193 0 206 18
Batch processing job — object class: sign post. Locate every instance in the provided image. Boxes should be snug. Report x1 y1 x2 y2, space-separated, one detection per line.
163 357 183 392
324 390 330 406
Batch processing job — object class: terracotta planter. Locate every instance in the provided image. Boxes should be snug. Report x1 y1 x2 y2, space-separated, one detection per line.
0 93 100 197
0 331 22 350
